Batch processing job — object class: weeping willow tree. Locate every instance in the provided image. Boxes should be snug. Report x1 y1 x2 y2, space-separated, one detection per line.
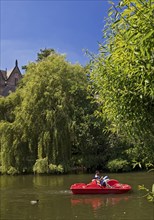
0 52 90 174
90 0 154 168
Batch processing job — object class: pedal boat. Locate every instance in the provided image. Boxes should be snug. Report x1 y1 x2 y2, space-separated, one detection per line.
70 179 131 194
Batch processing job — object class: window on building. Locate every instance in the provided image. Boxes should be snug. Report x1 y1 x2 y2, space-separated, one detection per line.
15 78 18 86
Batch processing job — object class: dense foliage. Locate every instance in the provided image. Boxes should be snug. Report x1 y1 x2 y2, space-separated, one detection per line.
0 52 109 174
90 0 154 169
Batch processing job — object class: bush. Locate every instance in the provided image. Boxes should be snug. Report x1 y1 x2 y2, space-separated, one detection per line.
33 158 49 174
107 159 130 172
49 163 64 174
7 166 19 175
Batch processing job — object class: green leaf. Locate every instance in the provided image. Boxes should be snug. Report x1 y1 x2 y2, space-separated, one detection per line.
152 184 154 194
142 30 154 42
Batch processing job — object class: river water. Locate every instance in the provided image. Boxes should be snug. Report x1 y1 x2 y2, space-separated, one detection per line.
0 172 153 220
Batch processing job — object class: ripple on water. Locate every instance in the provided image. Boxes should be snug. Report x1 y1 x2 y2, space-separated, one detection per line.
45 189 72 195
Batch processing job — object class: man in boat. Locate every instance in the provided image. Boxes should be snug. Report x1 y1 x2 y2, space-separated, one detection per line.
100 175 110 187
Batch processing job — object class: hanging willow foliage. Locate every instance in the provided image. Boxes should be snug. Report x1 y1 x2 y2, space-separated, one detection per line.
0 53 90 174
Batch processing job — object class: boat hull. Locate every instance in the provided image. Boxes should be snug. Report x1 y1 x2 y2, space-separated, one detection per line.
71 188 131 194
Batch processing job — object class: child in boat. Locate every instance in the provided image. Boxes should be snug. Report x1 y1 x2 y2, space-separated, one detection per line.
92 170 101 185
94 170 101 179
93 171 103 186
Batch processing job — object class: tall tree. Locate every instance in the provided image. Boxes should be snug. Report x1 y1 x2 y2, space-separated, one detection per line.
1 52 109 174
91 0 154 167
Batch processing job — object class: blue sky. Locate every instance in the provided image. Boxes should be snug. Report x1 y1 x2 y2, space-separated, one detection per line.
0 0 119 72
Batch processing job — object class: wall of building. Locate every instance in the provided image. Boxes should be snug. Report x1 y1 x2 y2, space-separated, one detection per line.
0 60 22 97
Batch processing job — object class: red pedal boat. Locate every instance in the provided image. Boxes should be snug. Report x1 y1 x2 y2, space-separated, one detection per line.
70 179 131 194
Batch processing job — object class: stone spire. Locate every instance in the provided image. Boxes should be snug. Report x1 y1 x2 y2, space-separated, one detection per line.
15 60 18 67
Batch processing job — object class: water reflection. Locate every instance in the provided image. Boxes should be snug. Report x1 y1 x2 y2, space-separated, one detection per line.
71 195 131 210
32 175 64 188
1 173 153 220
